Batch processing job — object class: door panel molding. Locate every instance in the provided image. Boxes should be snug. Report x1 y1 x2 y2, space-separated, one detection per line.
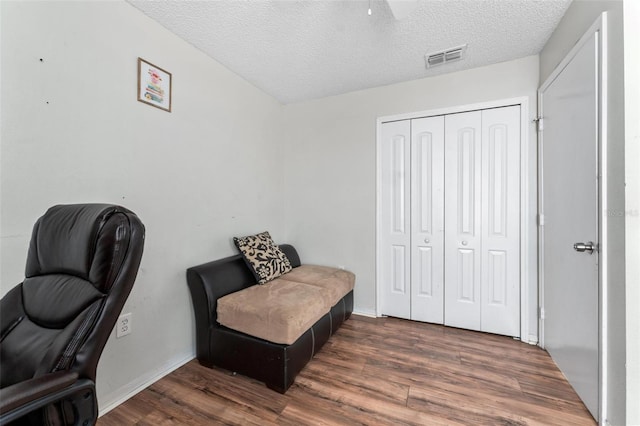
415 131 433 234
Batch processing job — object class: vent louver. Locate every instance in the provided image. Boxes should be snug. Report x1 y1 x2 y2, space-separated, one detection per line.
427 52 445 67
425 44 467 68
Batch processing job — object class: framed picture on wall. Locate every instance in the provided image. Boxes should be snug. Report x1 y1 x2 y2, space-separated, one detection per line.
137 57 172 112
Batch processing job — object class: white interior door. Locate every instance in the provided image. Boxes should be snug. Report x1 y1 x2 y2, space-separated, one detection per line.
539 30 600 420
380 120 411 319
480 106 521 337
444 111 482 331
410 116 445 323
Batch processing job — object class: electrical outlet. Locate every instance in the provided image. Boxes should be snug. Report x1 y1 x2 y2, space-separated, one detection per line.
116 313 132 338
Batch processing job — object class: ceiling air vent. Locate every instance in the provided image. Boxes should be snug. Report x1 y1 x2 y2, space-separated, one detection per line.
425 44 467 69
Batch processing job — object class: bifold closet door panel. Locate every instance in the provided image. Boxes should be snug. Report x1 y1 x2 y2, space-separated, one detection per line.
410 116 445 324
480 106 520 337
380 120 411 319
444 111 483 331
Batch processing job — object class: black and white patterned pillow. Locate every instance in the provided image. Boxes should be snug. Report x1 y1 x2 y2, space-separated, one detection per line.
233 231 292 284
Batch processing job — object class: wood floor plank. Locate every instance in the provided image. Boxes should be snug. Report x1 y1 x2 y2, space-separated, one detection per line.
362 347 523 394
149 374 277 425
409 379 594 426
102 384 226 426
300 359 410 405
407 385 532 426
98 316 595 425
290 375 464 426
128 389 217 426
173 362 289 419
97 400 150 426
518 374 586 405
460 348 566 382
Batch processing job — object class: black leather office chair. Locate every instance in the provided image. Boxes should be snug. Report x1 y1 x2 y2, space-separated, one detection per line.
0 204 145 425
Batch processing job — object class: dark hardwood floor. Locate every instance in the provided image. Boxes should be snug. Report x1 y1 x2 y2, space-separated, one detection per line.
98 315 595 425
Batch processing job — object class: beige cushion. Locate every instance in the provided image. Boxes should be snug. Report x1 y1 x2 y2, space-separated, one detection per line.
279 265 355 306
217 279 330 345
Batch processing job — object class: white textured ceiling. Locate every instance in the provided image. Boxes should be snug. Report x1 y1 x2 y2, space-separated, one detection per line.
127 0 572 104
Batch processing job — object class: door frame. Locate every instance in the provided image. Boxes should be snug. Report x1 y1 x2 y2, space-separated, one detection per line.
375 96 532 341
538 13 608 422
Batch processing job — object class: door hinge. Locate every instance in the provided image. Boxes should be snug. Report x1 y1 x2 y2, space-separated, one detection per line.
533 116 544 132
537 214 545 226
539 307 545 320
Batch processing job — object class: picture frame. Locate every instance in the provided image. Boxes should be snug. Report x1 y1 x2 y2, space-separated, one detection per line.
137 57 172 112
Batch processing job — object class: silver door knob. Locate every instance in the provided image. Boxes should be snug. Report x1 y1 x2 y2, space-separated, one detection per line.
424 238 430 243
573 241 595 254
461 240 468 246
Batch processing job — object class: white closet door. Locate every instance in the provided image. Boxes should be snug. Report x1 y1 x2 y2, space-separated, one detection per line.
380 120 411 319
480 106 520 336
410 116 445 323
379 107 520 335
444 111 482 331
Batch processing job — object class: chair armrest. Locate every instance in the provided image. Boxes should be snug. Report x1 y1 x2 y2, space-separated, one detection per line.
0 371 96 425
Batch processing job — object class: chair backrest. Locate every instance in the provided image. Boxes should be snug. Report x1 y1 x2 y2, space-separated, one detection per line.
0 204 145 388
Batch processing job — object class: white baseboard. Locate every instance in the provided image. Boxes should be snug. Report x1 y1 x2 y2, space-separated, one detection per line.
351 313 540 348
352 310 377 318
98 351 195 417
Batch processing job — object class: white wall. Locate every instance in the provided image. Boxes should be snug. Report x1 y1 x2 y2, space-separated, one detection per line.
623 0 640 423
539 0 628 424
0 1 285 413
282 55 540 339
